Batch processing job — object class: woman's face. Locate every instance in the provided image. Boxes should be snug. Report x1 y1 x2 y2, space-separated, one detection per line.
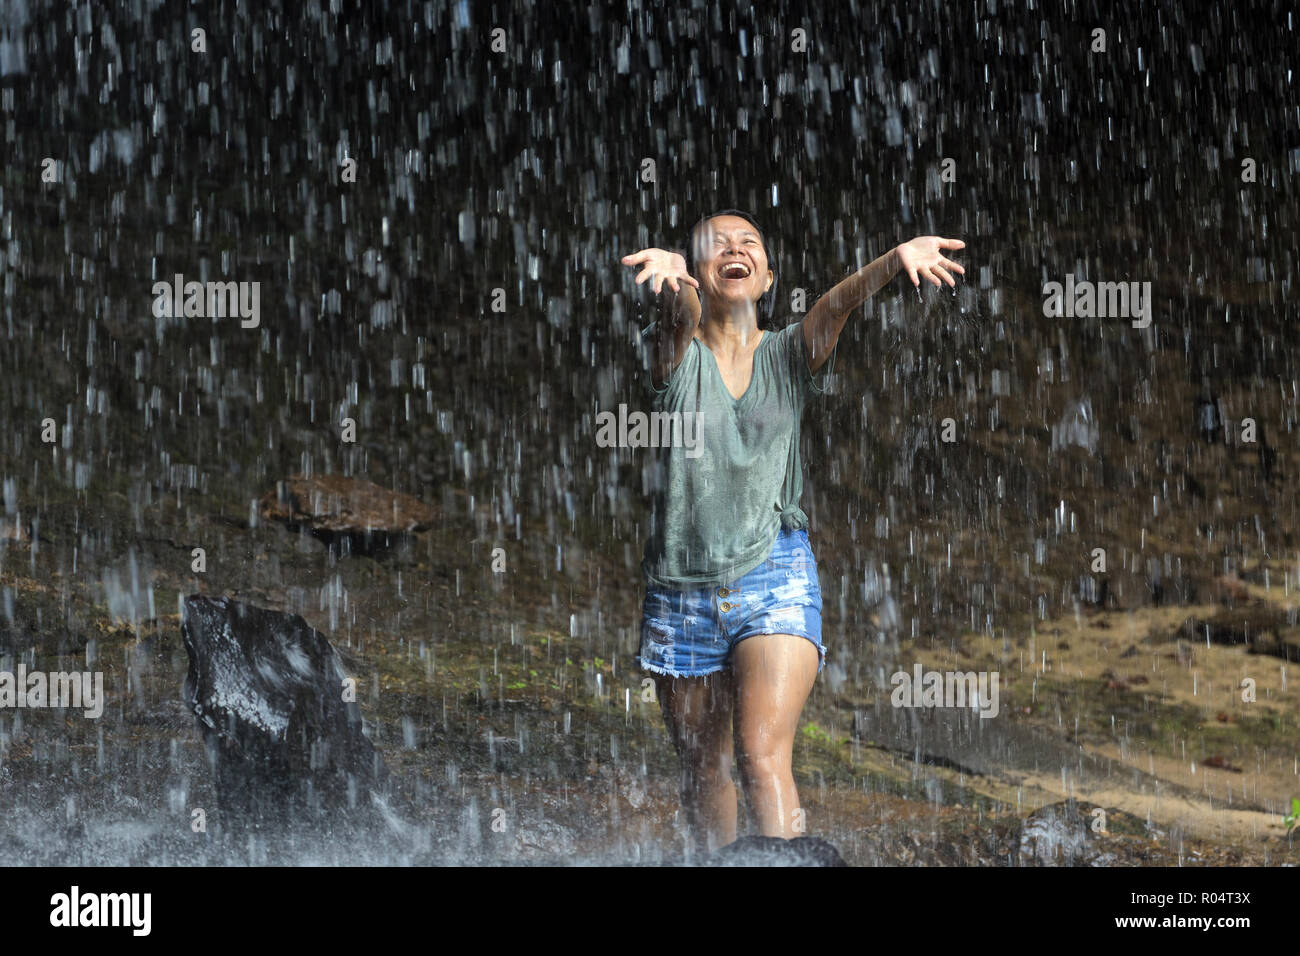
691 215 772 308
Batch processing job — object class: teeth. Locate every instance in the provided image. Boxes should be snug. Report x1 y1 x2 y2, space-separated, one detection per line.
721 263 750 278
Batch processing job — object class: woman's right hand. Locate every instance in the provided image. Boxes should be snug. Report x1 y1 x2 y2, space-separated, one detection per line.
620 248 700 296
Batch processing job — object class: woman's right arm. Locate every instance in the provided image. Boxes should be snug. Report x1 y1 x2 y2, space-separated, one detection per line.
621 248 701 388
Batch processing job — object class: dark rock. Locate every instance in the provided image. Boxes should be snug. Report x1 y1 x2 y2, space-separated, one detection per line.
1257 429 1277 482
1200 755 1243 773
1196 395 1222 444
1181 468 1206 499
1178 607 1300 661
181 594 388 824
259 475 436 539
703 835 848 867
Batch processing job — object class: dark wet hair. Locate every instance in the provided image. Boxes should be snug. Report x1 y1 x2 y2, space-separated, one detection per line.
684 208 777 321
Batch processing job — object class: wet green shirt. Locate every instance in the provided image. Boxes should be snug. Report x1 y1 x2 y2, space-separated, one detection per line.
641 320 835 589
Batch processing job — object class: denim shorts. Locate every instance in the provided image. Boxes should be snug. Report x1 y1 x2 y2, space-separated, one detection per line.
637 528 825 678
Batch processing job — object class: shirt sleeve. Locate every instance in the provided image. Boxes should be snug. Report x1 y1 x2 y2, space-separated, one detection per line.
787 320 836 397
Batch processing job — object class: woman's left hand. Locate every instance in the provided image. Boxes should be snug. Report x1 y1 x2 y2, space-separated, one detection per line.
897 236 966 288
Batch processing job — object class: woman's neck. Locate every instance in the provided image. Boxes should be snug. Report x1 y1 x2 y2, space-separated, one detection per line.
697 300 761 356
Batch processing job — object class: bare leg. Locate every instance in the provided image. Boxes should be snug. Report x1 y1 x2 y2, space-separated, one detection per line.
732 634 819 838
654 670 736 855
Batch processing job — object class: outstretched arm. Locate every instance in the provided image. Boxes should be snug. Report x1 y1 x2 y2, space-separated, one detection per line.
802 236 966 373
621 248 701 388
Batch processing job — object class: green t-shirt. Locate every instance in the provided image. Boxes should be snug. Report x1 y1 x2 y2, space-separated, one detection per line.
641 320 836 589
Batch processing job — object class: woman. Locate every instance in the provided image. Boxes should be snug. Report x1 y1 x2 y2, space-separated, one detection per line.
622 210 965 854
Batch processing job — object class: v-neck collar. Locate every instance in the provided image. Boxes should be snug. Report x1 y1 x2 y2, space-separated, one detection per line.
699 330 768 406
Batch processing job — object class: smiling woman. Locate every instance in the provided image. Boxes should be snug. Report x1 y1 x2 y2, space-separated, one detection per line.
684 208 777 322
620 208 966 856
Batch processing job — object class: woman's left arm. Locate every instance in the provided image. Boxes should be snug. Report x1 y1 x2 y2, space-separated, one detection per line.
802 236 966 372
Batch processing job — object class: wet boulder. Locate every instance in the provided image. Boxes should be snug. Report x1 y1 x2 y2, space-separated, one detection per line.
258 475 436 543
704 835 848 867
181 594 388 823
513 818 580 860
1018 801 1113 866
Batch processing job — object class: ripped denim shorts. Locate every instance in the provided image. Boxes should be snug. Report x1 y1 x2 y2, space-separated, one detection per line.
637 528 825 679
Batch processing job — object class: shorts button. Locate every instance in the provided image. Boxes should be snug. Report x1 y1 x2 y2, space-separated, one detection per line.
717 588 729 596
720 602 732 611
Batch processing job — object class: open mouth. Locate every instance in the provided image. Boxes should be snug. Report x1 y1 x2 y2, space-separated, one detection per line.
719 261 752 280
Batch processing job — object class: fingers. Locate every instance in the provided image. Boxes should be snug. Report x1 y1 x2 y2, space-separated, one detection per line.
621 249 655 265
903 239 966 292
628 256 697 294
636 266 664 288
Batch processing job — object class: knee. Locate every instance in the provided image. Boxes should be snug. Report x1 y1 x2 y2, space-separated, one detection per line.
736 747 788 779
